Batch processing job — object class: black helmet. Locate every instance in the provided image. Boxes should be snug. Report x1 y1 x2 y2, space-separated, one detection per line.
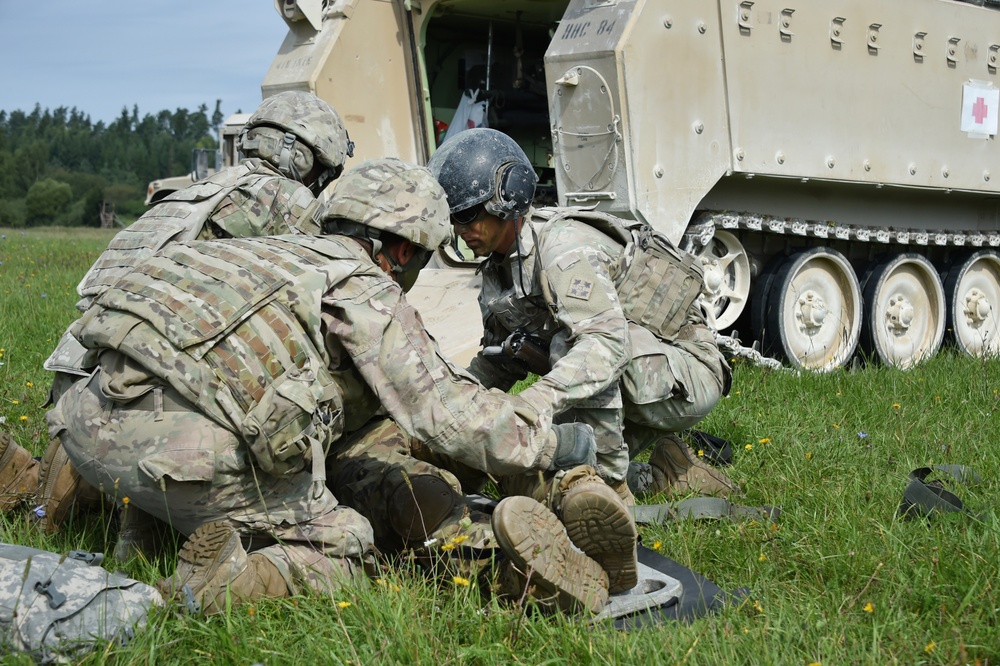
427 128 537 221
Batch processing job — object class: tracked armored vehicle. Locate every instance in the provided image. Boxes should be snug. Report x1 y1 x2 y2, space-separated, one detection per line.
266 0 1000 370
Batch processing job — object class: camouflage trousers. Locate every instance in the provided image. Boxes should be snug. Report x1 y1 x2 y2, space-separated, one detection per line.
49 372 373 596
328 418 562 555
328 418 493 554
563 323 730 481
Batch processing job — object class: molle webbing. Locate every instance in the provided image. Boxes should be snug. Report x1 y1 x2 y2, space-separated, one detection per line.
615 224 703 341
75 169 255 305
87 236 369 476
535 208 704 341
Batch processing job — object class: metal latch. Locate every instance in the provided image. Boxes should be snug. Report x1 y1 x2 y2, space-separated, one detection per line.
738 1 753 34
948 37 961 66
868 24 882 53
830 17 846 48
779 8 794 40
913 32 927 60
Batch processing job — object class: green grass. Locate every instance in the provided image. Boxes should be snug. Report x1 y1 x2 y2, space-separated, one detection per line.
2 227 999 665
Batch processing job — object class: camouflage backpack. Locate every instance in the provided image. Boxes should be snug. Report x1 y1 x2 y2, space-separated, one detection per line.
0 544 162 660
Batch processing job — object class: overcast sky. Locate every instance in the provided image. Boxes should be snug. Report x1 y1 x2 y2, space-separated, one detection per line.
0 1 289 125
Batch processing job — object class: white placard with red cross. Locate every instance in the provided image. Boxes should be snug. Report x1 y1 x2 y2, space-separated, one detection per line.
961 82 1000 137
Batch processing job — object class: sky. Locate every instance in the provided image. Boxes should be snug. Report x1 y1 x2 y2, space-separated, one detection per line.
0 1 290 125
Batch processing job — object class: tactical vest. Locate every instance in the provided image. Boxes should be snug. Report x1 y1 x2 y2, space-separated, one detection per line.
533 207 704 342
75 160 314 312
77 235 382 477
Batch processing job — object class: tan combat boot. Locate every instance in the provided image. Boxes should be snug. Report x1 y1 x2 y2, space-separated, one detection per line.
492 495 609 614
554 466 638 594
160 520 288 615
113 505 172 561
0 432 39 512
36 438 102 534
647 433 739 498
607 478 636 507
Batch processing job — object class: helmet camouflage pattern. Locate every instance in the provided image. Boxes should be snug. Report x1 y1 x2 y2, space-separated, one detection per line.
239 91 354 173
322 158 452 251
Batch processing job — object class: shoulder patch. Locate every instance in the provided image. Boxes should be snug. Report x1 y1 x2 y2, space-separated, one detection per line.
566 277 594 301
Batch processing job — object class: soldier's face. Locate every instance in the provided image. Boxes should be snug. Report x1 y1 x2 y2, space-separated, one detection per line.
452 208 517 257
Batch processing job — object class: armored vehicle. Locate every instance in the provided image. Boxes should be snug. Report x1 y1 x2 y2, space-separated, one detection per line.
144 113 252 205
266 0 1000 370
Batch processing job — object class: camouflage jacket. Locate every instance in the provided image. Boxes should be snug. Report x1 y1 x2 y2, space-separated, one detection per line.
467 207 722 416
45 159 318 380
76 234 558 478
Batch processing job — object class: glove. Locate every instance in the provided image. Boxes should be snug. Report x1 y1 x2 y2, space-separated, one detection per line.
550 423 598 471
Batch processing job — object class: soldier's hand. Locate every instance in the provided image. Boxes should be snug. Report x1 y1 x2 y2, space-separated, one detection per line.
550 423 598 471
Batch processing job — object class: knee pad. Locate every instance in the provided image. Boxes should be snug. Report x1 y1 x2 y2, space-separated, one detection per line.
388 474 459 543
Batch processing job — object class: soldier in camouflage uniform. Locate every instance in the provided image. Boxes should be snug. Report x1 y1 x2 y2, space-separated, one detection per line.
427 128 736 500
0 91 354 543
47 159 611 614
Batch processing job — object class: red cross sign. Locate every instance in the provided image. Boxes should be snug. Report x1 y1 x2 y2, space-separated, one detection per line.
962 83 1000 135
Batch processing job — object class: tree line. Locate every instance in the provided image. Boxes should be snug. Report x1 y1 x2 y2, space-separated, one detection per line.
0 102 225 228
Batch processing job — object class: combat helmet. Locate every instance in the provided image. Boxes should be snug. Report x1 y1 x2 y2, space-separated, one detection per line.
427 128 537 222
238 91 354 193
321 158 451 289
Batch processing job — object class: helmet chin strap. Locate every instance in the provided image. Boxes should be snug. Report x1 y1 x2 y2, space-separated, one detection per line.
278 132 301 180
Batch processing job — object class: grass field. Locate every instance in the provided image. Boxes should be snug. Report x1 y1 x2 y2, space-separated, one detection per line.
1 227 998 665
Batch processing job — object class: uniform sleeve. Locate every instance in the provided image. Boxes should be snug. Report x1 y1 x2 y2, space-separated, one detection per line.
516 234 632 416
322 276 558 477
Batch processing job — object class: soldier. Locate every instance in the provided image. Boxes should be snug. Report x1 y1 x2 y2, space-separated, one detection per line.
324 168 638 599
426 128 736 501
0 91 353 542
46 159 614 615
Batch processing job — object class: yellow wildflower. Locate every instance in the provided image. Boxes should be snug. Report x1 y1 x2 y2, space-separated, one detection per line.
652 540 663 551
12 400 18 405
745 444 753 451
862 602 874 613
247 606 255 617
805 452 813 460
892 403 901 409
451 535 469 545
440 543 456 552
753 600 764 613
122 497 130 506
25 382 33 387
808 662 822 666
832 423 839 429
452 576 471 587
924 641 935 653
697 449 705 457
758 554 766 562
19 415 27 422
337 601 351 609
758 437 771 444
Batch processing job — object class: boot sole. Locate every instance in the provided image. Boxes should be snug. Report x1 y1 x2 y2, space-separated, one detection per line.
160 521 246 605
492 496 609 614
560 483 638 594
